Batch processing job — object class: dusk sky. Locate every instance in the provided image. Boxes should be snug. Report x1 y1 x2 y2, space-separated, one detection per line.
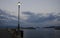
0 0 60 15
0 0 60 27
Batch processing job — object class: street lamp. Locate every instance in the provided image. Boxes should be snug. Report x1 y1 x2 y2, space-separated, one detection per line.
11 2 22 38
17 2 21 34
17 2 23 38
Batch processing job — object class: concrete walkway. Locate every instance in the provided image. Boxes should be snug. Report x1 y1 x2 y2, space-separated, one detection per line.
0 28 12 38
0 28 23 38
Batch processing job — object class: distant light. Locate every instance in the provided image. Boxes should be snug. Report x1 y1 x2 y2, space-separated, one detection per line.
18 2 21 5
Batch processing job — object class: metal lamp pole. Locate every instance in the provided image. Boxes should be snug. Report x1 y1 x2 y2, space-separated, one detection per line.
18 2 20 33
17 2 23 38
11 2 21 38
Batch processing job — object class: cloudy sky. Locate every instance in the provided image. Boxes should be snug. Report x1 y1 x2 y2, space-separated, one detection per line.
0 0 60 27
0 0 60 14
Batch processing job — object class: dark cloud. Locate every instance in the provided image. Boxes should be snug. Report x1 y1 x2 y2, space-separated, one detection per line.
0 9 18 26
22 12 34 15
22 12 59 23
0 9 60 27
21 12 60 27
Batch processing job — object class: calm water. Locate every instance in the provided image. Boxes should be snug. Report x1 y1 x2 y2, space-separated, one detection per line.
22 28 60 38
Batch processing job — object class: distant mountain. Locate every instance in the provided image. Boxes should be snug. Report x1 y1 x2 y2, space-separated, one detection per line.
44 26 60 30
0 25 17 28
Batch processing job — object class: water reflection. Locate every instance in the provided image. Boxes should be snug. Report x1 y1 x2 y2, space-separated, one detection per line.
23 28 60 38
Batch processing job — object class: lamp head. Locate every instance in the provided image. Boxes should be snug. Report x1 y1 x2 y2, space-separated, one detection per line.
18 2 21 5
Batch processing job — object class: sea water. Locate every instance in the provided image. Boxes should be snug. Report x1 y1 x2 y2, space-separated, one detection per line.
22 28 60 38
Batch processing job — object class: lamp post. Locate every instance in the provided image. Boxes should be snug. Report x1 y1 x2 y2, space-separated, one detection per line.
16 2 23 38
17 2 20 33
17 2 22 38
11 2 22 38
